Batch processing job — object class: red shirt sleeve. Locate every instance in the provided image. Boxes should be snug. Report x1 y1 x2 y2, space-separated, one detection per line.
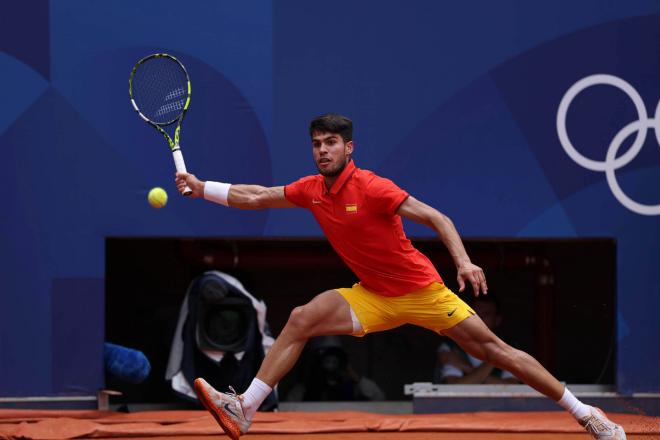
284 175 316 208
367 175 409 214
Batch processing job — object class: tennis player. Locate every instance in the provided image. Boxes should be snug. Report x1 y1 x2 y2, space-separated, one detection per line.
175 114 625 440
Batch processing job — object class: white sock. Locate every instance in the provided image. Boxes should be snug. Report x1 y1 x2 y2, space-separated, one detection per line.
240 378 272 420
557 387 591 420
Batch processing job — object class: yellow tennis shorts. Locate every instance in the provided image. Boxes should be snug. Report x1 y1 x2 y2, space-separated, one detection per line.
335 282 475 336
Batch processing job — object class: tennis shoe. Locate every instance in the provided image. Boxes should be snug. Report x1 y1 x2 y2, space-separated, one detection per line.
579 406 626 439
194 378 251 439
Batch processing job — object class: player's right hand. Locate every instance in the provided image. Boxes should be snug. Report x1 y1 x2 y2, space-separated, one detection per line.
175 172 204 198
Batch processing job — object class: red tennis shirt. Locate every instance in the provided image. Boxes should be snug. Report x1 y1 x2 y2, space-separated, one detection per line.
285 160 443 297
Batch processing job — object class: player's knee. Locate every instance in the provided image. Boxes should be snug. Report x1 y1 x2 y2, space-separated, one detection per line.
505 347 527 370
484 341 515 368
286 306 314 336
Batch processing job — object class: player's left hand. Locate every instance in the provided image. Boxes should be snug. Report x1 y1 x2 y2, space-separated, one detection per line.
457 261 488 296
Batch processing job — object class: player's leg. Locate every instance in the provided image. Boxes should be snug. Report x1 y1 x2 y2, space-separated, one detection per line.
443 315 626 439
403 284 563 395
443 314 563 398
194 289 355 440
254 289 355 386
404 283 625 439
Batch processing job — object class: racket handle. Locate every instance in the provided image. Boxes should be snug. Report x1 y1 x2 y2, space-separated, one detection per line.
172 148 193 196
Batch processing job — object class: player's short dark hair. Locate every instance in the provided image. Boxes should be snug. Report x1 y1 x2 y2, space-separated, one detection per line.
309 113 353 142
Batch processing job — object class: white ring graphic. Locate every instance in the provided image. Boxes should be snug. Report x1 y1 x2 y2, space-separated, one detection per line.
556 74 660 215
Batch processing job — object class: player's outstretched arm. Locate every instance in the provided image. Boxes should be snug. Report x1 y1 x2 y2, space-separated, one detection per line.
397 196 488 296
175 172 295 209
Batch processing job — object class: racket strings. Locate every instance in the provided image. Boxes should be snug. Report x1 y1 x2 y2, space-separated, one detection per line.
132 57 188 124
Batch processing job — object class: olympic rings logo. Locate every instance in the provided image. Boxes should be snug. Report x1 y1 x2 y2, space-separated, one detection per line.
557 74 660 216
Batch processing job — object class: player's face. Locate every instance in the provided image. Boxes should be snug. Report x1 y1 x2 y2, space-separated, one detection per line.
311 132 354 177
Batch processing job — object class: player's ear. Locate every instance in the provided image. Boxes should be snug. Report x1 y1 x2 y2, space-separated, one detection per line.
345 140 354 156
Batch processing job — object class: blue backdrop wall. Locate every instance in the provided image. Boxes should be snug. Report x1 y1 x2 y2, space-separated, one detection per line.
1 0 659 396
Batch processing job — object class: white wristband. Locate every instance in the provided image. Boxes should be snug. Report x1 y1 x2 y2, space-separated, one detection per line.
204 181 232 206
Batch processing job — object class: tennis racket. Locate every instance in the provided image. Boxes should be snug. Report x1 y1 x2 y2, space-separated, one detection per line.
129 53 193 195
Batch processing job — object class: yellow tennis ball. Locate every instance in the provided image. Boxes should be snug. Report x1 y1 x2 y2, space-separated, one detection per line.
148 187 168 208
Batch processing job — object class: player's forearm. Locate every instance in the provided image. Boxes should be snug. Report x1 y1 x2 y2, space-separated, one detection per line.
203 181 266 209
430 213 472 268
227 184 268 209
202 180 291 209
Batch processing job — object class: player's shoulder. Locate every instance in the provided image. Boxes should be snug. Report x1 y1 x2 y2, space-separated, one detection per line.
285 174 323 207
289 173 322 187
286 174 323 199
355 167 398 189
354 166 378 183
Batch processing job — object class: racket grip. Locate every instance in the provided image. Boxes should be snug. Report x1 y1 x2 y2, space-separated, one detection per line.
172 149 193 196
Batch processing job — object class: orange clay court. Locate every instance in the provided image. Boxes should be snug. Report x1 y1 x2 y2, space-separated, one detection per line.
0 409 658 440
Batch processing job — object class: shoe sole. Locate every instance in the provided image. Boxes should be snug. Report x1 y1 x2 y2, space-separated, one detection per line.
194 378 242 440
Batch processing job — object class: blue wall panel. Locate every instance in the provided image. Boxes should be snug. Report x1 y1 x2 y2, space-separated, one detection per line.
1 0 659 396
